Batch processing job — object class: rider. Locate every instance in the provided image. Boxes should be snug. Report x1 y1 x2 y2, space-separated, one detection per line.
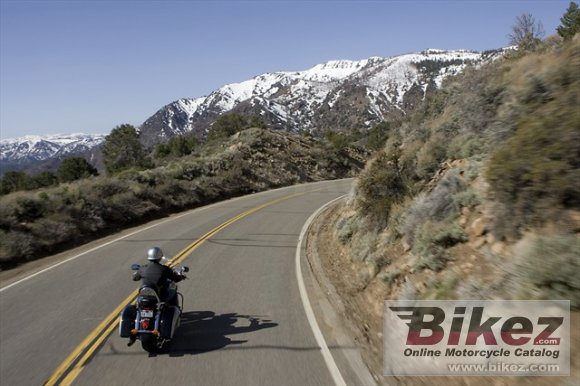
133 247 185 304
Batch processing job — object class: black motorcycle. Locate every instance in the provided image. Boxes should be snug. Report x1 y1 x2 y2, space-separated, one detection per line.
119 264 188 353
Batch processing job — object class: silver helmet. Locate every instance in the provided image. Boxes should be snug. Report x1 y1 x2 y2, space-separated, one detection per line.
147 246 164 262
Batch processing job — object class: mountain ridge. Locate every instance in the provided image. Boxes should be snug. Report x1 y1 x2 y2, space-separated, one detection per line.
1 48 506 173
0 133 106 174
139 48 504 147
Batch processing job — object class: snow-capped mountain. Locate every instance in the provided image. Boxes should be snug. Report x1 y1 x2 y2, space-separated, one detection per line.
1 48 506 174
140 49 503 146
0 133 105 174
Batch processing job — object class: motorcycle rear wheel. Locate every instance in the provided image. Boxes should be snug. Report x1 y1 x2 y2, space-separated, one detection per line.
140 334 158 353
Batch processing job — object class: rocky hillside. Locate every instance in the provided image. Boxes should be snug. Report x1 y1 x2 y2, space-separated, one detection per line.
310 36 580 384
0 128 366 268
139 49 504 146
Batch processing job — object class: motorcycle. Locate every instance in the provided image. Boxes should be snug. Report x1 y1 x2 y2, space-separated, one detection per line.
118 262 189 353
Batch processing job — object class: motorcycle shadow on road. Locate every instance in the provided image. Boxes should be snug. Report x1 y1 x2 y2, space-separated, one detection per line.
165 311 278 357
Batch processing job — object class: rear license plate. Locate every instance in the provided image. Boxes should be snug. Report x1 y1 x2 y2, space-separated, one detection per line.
140 310 154 318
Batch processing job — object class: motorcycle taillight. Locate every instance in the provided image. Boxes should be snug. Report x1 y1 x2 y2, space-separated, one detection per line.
141 319 150 330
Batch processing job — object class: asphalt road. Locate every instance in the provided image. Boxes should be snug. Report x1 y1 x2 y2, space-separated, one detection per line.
0 179 359 386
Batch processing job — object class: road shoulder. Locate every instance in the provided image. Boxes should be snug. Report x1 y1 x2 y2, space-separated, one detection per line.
300 197 377 386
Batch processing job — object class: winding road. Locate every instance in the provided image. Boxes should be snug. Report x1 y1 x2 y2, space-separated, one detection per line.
0 179 371 386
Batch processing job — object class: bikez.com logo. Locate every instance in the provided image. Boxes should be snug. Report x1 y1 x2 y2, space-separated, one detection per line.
383 300 569 376
390 306 563 347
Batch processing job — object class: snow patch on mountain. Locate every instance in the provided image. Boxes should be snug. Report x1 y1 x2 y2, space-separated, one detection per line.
0 133 106 162
298 59 370 82
140 48 501 143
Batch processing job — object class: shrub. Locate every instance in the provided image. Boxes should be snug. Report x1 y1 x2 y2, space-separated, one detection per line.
336 214 360 244
487 39 579 235
397 139 423 186
487 109 580 230
357 152 407 228
324 130 349 151
154 135 199 159
350 232 378 262
510 234 580 308
446 134 484 159
379 269 401 285
399 171 466 243
29 218 77 251
416 249 451 272
415 134 447 179
366 120 401 151
92 178 130 197
0 231 38 265
208 113 264 140
106 192 159 223
173 161 205 181
13 194 45 223
368 250 390 270
413 221 467 271
430 271 459 300
0 195 21 230
453 189 481 209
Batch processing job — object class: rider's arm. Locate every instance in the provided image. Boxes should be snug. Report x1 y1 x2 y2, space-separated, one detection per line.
165 266 184 282
172 270 184 282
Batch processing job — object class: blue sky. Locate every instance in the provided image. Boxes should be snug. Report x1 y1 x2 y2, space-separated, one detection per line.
0 0 569 139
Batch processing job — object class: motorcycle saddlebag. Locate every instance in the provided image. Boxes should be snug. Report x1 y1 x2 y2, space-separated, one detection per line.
119 304 137 338
160 306 181 339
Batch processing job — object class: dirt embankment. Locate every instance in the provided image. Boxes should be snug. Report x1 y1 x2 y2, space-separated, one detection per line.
307 201 579 386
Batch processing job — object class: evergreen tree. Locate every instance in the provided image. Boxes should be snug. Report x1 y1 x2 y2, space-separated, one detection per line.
102 124 148 175
154 135 199 159
366 121 399 151
0 171 30 194
208 113 248 140
57 157 98 182
250 115 267 129
169 135 198 157
31 171 58 188
557 1 580 40
154 142 171 159
208 113 266 141
324 129 349 150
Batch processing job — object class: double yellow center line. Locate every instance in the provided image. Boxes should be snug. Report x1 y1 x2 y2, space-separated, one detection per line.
45 192 305 386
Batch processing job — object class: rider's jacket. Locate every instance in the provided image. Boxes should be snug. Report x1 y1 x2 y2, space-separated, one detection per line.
137 261 183 299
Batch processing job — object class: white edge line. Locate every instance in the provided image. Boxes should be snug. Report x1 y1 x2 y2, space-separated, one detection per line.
0 188 271 292
0 210 193 293
0 179 348 293
296 195 347 386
